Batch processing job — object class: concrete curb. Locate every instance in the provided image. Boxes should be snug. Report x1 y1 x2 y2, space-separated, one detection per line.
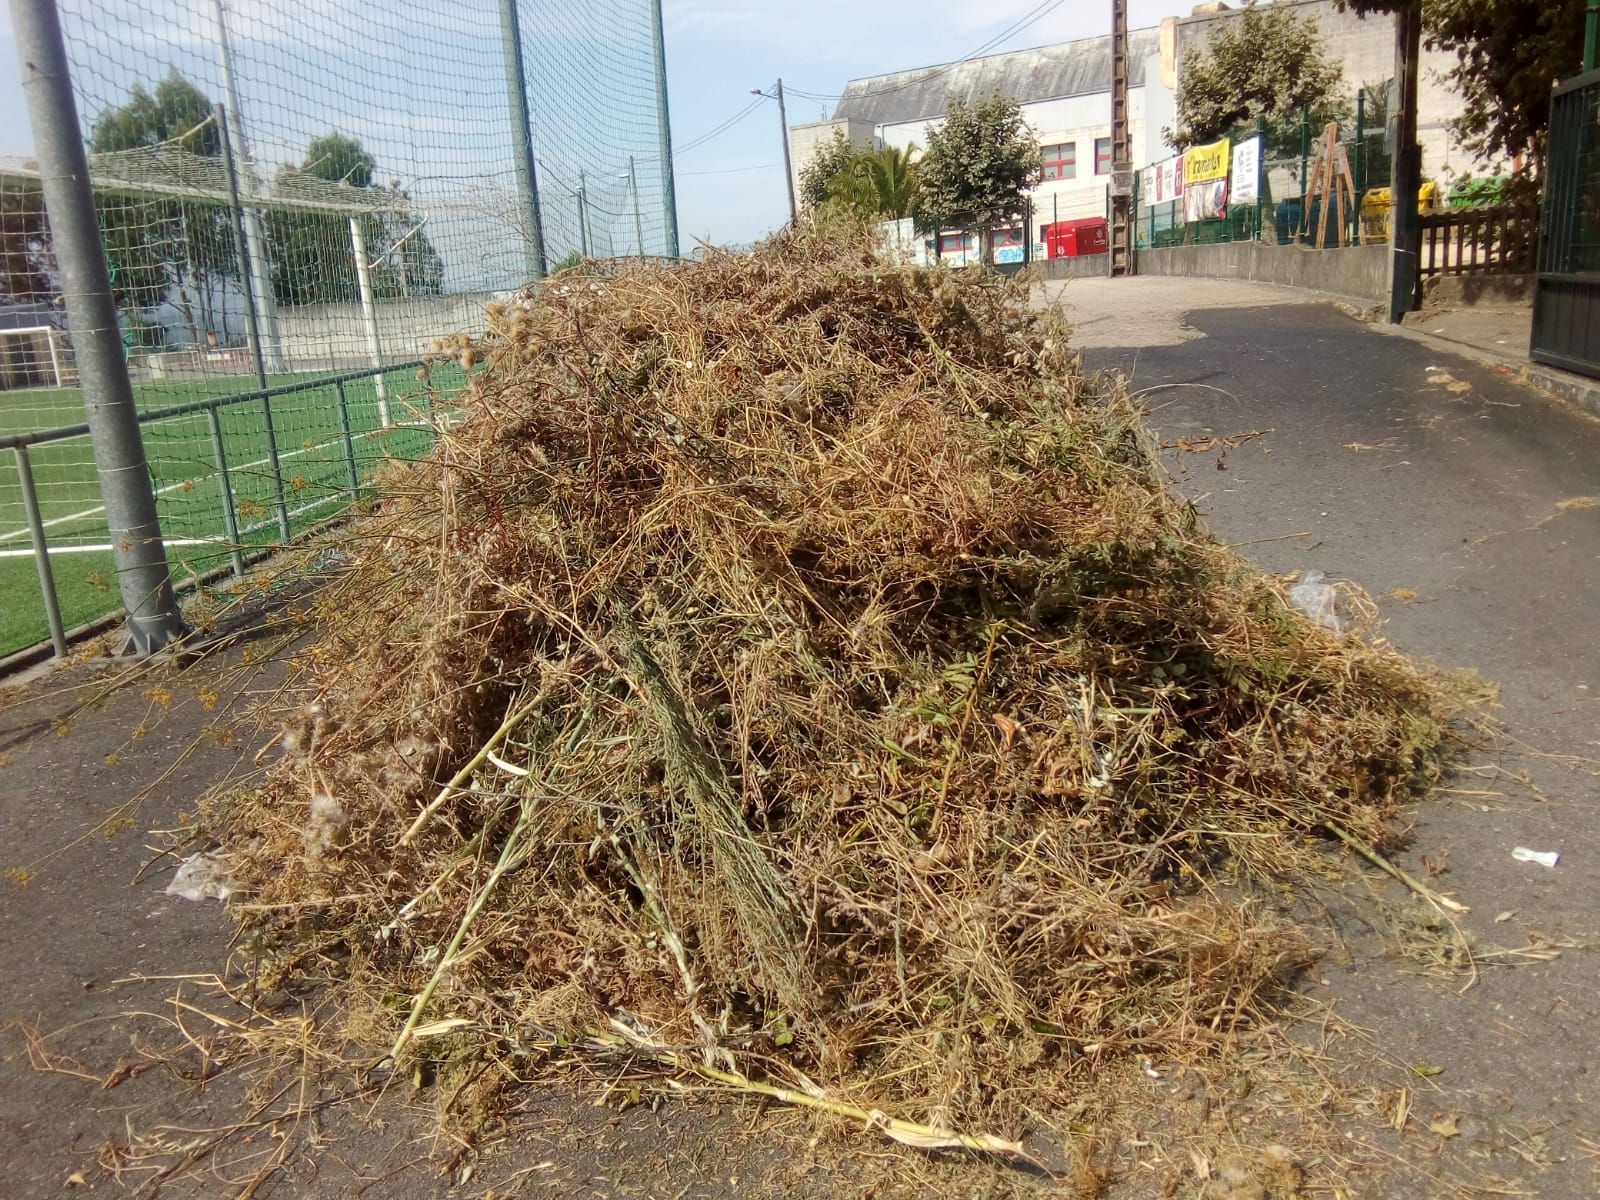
1363 321 1600 422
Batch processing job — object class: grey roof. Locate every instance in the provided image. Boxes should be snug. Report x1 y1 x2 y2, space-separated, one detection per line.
833 28 1162 128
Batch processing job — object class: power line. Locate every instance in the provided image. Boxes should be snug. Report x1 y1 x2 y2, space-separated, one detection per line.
785 0 1069 104
678 162 779 176
673 95 765 156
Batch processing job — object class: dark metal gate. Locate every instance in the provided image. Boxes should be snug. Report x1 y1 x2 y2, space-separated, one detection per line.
1532 68 1600 379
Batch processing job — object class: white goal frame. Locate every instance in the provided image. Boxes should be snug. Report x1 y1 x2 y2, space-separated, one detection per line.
0 324 68 389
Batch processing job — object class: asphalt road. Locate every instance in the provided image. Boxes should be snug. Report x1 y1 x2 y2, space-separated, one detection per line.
1063 279 1600 1198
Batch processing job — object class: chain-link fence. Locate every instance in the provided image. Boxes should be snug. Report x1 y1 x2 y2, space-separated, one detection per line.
1136 101 1394 251
1 0 678 659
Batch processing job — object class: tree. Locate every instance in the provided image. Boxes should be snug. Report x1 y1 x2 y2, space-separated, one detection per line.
915 94 1041 263
798 129 860 210
302 131 375 188
88 70 232 345
89 70 222 157
1169 5 1347 156
267 131 444 306
818 144 921 222
1337 0 1582 177
860 146 920 219
0 185 53 304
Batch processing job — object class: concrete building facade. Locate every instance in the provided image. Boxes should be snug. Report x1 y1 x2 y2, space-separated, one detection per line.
794 28 1166 255
788 1 1495 257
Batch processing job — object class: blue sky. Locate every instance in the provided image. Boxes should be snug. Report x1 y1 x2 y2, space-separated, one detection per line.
1 0 1202 250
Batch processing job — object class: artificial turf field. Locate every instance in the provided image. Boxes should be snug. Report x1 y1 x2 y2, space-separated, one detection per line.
1 363 462 656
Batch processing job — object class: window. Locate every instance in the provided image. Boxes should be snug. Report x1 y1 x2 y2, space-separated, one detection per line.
995 227 1024 248
1094 136 1112 175
938 232 972 255
1040 142 1076 181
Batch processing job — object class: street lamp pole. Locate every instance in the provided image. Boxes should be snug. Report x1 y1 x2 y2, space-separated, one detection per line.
752 81 798 224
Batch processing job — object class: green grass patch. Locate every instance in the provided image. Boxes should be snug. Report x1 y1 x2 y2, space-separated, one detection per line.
1 360 465 657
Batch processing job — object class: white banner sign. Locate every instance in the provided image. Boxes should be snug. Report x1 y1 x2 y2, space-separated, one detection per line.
1231 136 1262 205
1148 154 1185 206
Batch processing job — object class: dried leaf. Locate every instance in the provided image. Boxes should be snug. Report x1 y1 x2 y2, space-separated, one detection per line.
991 713 1020 750
1428 1114 1461 1138
1411 1063 1445 1078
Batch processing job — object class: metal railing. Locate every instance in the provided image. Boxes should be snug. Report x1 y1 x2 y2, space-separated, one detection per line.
2 359 433 660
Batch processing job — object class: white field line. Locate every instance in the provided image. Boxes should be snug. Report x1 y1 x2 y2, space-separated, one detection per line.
1 417 436 547
0 489 350 559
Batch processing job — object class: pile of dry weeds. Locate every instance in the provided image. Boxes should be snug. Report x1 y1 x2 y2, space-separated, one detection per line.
220 230 1455 1152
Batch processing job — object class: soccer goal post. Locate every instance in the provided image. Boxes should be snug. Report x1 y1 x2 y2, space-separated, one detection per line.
0 324 72 390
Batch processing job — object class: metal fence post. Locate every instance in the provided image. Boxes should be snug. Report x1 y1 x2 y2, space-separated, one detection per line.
217 102 268 392
14 445 67 657
335 379 360 500
497 0 547 280
259 391 291 543
12 0 187 654
204 405 246 578
1355 89 1367 203
1256 116 1268 243
629 154 645 258
650 0 679 259
216 103 291 541
1299 106 1310 242
349 216 391 427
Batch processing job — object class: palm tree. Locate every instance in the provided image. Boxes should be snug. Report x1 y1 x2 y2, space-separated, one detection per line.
863 145 919 219
823 145 920 219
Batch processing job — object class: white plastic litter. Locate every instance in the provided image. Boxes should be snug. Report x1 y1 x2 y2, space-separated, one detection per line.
165 851 234 901
1289 570 1343 635
1511 847 1559 868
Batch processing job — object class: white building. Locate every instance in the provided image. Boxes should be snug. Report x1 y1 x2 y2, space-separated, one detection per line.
788 1 1495 259
791 26 1171 257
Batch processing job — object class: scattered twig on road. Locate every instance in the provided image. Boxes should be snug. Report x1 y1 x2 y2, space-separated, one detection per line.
1326 820 1470 915
1225 532 1313 549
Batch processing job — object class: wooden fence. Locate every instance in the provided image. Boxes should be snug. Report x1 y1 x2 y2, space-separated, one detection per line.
1417 203 1540 293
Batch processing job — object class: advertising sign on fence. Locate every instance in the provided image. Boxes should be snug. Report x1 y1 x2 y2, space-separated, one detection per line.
1183 137 1231 222
1144 155 1185 206
1231 136 1262 206
1184 138 1230 185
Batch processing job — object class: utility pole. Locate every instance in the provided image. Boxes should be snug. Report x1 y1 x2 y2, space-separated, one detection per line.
776 79 797 224
497 0 548 280
12 0 187 654
1587 0 1599 72
649 0 680 258
753 81 799 224
628 155 646 258
1108 0 1133 276
212 0 283 371
1388 0 1422 323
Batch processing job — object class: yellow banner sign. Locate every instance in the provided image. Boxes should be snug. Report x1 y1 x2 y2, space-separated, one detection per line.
1184 138 1231 185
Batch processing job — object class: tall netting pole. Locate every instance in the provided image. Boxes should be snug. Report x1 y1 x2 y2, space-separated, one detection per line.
10 0 187 654
498 0 547 281
212 0 283 371
650 0 679 259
